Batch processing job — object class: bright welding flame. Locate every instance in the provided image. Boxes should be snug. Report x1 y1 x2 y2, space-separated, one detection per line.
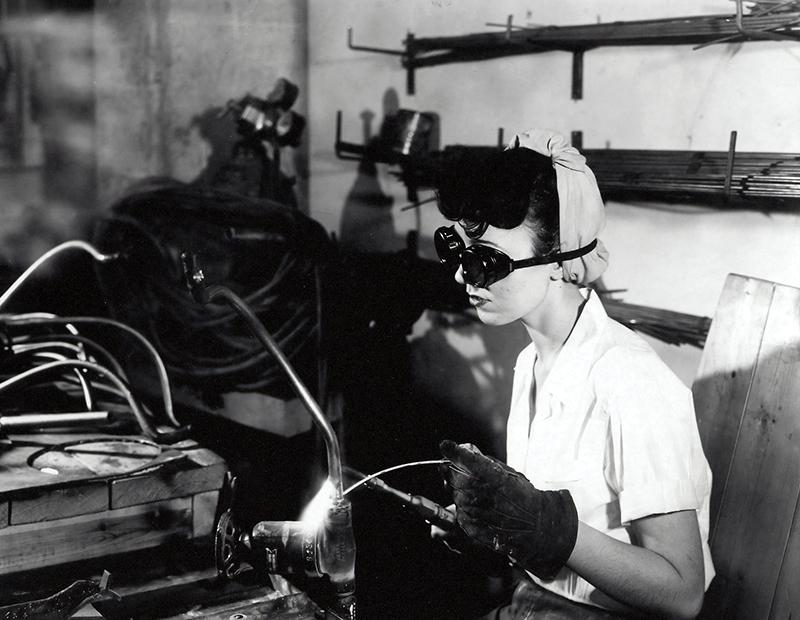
299 478 335 530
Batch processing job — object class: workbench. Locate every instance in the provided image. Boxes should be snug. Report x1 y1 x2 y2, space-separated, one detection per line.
0 431 227 578
0 428 333 618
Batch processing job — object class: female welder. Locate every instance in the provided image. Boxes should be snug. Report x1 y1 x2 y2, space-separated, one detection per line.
433 129 714 619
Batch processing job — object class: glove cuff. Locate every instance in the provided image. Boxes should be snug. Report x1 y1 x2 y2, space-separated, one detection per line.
513 488 579 581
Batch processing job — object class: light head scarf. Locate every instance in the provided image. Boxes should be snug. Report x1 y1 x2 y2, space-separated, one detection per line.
507 129 609 285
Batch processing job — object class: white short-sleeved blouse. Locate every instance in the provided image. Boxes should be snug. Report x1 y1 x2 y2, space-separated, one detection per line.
506 289 714 612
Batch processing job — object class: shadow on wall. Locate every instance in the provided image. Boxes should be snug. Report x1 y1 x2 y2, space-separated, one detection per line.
338 89 399 251
409 315 527 461
332 86 525 462
0 2 97 274
187 101 299 205
691 347 800 619
29 2 96 210
188 105 241 189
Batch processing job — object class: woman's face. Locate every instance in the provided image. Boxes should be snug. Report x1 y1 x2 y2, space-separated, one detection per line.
455 223 557 327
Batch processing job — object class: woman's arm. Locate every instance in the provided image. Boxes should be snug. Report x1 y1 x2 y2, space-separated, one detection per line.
568 510 705 620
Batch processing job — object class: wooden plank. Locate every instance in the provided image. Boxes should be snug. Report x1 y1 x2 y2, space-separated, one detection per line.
0 501 7 528
10 480 108 525
692 273 775 532
110 449 227 509
192 490 219 538
771 491 800 619
0 497 192 575
707 282 800 619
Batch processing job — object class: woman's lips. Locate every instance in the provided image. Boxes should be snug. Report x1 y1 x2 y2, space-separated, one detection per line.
469 295 488 307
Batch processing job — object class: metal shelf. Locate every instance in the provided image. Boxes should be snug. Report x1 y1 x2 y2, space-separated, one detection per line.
347 0 800 97
336 116 800 209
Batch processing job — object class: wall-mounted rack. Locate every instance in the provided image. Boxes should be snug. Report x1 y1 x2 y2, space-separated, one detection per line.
347 0 800 98
337 116 800 210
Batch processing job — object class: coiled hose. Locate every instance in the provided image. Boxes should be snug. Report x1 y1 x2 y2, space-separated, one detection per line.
92 181 333 398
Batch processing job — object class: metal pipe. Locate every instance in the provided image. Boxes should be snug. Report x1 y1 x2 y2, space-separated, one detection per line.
182 254 343 500
0 241 119 310
4 315 181 428
0 410 110 432
207 284 343 499
0 359 188 443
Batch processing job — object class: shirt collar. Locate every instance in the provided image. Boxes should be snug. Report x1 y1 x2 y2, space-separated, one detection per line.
541 288 607 400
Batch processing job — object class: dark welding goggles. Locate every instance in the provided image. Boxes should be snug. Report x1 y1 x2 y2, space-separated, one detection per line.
434 225 597 288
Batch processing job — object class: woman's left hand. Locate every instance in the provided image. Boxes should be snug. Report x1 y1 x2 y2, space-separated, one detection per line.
440 439 579 579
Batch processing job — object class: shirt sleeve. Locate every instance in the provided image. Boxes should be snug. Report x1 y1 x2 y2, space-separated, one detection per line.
597 345 711 526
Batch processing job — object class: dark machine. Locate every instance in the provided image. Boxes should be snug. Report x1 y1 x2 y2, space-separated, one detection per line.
214 77 305 203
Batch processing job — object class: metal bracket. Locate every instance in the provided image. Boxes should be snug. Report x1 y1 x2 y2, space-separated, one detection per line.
347 27 419 94
346 26 406 57
404 32 417 95
572 50 585 100
334 110 366 162
724 130 738 200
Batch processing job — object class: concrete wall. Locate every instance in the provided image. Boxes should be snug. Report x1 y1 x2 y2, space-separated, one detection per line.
0 2 96 267
1 1 797 455
308 0 800 455
94 0 309 208
1 0 309 268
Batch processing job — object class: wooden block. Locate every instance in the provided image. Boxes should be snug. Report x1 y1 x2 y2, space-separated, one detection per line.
192 490 220 538
0 497 192 576
184 446 226 469
707 281 800 619
0 502 7 528
10 481 108 525
110 450 227 509
692 274 775 531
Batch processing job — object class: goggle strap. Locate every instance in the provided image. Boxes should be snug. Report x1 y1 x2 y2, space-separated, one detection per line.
512 238 598 269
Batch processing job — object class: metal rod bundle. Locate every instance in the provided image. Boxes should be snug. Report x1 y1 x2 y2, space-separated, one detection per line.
413 13 800 55
405 1 800 64
584 149 800 206
348 1 800 93
600 297 712 348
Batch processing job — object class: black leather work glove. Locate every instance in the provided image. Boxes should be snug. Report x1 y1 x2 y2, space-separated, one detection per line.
430 510 514 577
440 439 579 580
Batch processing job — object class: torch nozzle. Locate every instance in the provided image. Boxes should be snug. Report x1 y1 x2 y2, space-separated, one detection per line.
343 466 457 532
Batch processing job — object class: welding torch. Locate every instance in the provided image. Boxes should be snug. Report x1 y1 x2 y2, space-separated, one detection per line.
346 465 515 576
343 465 458 532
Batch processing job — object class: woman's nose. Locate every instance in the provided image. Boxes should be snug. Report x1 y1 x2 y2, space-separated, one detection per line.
454 264 465 286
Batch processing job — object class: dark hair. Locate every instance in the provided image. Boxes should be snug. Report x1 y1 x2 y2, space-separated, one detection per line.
436 146 559 255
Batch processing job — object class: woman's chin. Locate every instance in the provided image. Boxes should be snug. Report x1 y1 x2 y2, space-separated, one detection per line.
475 307 514 326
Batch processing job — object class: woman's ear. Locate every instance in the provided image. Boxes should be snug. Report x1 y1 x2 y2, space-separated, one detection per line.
549 264 563 281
